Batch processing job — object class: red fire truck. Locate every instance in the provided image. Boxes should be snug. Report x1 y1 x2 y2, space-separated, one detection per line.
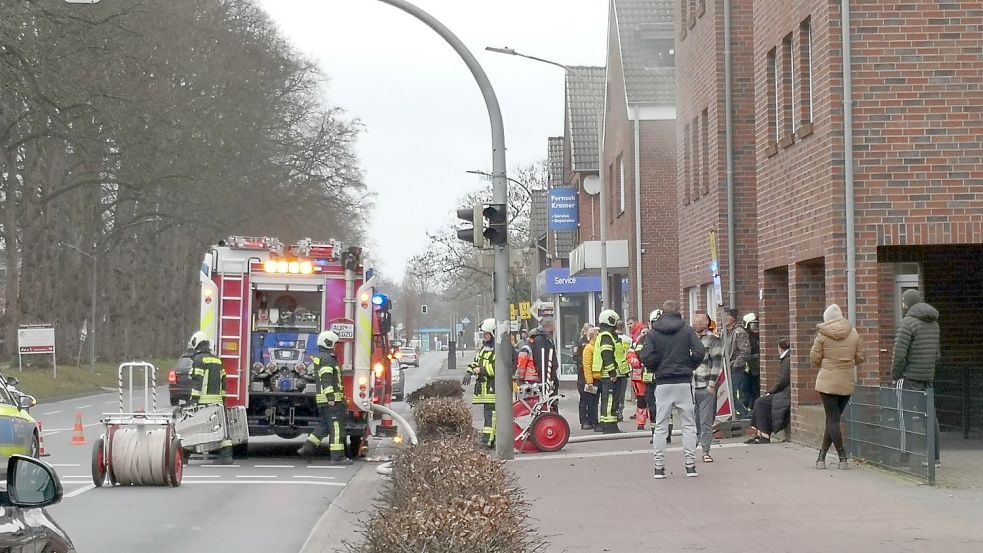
198 236 397 457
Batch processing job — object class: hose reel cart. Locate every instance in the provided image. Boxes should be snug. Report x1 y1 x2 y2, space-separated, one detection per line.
91 362 184 487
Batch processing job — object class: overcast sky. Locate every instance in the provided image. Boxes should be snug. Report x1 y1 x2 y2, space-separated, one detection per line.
257 0 608 278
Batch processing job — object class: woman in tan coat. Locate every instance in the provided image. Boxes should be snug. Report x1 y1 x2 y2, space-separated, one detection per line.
810 304 866 469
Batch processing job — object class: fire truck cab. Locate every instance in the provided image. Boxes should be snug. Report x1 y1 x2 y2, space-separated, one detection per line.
198 236 394 457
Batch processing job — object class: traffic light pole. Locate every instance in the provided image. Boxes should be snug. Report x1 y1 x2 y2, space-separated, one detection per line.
376 0 513 459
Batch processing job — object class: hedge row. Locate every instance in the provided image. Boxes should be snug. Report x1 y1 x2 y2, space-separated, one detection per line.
347 399 545 553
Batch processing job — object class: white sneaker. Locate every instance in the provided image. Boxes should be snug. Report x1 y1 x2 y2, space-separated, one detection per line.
685 465 698 478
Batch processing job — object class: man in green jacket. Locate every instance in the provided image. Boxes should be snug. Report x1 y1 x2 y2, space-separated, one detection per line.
892 289 941 466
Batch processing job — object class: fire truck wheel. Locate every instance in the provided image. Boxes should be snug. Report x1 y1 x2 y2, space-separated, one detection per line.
529 412 570 453
167 439 183 487
91 438 107 488
233 442 249 458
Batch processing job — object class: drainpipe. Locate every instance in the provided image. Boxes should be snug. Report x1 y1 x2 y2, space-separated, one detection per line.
632 108 643 318
842 0 857 324
723 0 736 309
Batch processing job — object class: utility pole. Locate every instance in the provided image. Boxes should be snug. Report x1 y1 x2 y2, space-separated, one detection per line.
377 0 512 459
59 242 97 370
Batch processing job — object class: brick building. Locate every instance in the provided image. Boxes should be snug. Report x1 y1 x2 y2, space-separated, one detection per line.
674 0 759 329
676 0 983 439
583 0 678 321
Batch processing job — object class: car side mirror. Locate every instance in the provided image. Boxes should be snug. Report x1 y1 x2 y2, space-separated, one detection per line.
17 394 34 410
5 456 63 508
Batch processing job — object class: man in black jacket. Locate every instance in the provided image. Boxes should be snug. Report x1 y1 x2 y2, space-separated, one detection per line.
893 289 941 466
641 300 705 479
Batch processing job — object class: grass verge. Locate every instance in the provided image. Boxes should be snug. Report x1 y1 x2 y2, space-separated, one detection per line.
2 359 177 402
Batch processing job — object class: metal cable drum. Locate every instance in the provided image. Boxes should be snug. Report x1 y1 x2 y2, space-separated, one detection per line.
111 428 170 486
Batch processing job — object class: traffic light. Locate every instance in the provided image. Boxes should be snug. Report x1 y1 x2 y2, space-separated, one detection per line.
456 204 484 247
482 203 507 245
371 293 391 311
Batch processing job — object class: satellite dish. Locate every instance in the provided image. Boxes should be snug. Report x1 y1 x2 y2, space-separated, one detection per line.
583 175 601 196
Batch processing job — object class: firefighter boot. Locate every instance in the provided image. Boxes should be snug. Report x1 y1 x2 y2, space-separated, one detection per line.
297 438 320 456
330 451 353 465
215 446 234 465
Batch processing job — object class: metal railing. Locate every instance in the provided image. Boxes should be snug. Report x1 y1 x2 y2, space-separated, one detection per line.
844 384 938 486
934 367 981 439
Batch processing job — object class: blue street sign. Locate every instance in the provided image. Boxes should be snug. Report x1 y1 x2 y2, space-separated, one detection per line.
538 268 602 294
548 187 579 231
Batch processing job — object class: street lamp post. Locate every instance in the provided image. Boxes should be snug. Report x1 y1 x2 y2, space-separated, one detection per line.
59 242 97 370
485 47 610 308
376 0 513 460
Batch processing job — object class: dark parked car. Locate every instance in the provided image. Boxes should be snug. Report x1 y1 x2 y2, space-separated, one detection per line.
168 355 194 406
0 455 76 552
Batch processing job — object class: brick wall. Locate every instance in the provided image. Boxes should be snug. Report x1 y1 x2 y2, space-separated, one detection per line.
602 13 679 319
675 0 758 321
761 266 790 391
789 259 826 440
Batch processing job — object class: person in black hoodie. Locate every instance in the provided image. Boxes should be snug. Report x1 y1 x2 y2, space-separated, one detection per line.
640 300 705 479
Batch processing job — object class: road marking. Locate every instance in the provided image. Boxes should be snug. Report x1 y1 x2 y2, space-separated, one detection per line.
510 442 749 462
65 485 95 498
292 475 336 480
183 475 221 479
307 465 346 470
189 464 241 468
50 463 82 468
42 410 63 416
78 404 92 409
253 464 295 468
104 401 118 405
235 475 277 479
181 480 345 487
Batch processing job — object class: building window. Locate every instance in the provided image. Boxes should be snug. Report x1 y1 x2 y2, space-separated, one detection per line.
781 33 794 138
688 287 700 325
607 163 615 221
700 108 709 195
767 47 778 144
641 37 675 68
800 17 814 125
618 155 625 215
683 121 691 204
691 116 699 200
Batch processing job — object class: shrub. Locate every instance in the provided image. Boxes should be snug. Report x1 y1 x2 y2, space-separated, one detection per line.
347 437 546 553
413 397 476 442
406 379 464 405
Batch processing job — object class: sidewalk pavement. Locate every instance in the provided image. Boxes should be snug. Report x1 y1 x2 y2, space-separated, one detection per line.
514 437 983 553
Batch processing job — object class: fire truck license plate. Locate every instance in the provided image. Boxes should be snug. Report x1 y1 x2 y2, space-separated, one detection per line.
330 322 355 340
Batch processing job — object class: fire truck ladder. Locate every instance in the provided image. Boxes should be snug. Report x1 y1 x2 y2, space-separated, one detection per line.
219 275 243 400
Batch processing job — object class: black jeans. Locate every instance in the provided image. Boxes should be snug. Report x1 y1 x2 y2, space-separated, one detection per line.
577 373 598 427
819 392 851 459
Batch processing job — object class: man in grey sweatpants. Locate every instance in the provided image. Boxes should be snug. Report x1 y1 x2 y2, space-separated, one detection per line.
640 300 706 479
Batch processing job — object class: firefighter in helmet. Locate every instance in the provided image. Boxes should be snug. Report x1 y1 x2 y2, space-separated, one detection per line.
592 309 627 434
469 318 498 448
298 330 352 464
187 331 233 464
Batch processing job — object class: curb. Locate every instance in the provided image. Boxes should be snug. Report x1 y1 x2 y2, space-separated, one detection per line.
299 460 385 553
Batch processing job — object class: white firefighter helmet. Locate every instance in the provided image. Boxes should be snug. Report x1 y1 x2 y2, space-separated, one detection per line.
480 318 497 334
317 330 341 349
598 309 620 327
742 312 758 327
649 309 663 323
188 331 209 350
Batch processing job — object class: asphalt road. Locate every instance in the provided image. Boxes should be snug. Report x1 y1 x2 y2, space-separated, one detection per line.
32 352 444 553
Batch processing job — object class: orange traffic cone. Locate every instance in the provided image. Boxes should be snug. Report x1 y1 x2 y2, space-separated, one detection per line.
37 422 50 457
70 413 86 446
